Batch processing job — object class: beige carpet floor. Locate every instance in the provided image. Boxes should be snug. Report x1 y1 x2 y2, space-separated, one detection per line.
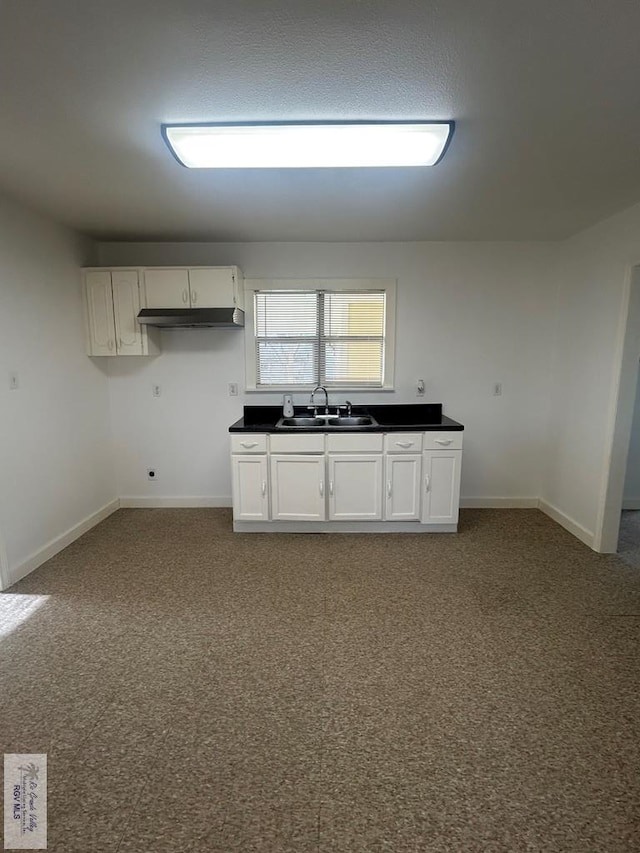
1 508 639 852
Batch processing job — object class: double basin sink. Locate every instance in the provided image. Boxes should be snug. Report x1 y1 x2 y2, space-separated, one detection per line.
276 415 378 429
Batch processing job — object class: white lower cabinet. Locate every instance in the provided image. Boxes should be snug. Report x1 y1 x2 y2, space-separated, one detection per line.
231 455 269 521
270 454 326 520
328 454 383 520
231 430 463 531
384 453 422 520
421 450 462 524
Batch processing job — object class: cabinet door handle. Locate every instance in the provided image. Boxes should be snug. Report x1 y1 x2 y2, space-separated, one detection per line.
241 441 258 448
182 289 189 304
434 438 453 446
425 475 430 492
118 337 123 349
191 289 198 304
396 441 413 448
387 480 392 497
319 480 324 497
108 339 114 351
329 480 334 496
261 480 267 497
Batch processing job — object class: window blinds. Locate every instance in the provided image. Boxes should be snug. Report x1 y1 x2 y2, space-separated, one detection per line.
254 290 386 387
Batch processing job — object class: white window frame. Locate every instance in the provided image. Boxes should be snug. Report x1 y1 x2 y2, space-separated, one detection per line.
244 278 396 392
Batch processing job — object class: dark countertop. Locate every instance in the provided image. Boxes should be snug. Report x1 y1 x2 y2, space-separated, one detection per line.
229 403 464 433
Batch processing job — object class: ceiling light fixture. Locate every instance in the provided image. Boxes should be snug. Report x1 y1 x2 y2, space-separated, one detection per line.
161 121 454 169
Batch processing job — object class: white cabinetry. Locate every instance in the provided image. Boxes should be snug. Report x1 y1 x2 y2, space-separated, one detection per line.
232 455 269 521
270 455 326 520
83 269 158 357
230 428 463 532
144 266 244 310
328 454 383 520
385 454 422 520
421 450 462 524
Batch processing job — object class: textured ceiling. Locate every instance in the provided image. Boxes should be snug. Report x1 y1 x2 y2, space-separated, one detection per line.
0 0 639 242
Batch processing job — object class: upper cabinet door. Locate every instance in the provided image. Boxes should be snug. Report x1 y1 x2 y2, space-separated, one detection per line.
144 269 189 308
188 267 236 308
112 270 142 355
85 271 116 356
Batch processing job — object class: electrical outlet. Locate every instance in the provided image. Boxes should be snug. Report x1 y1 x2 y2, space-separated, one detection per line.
228 382 239 396
152 384 161 397
9 371 19 390
416 379 425 397
147 469 158 481
493 382 503 396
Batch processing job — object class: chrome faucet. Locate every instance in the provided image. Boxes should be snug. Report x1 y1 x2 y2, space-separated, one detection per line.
345 400 352 417
308 385 329 416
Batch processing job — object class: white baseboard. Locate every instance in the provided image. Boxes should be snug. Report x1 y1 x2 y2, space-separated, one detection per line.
5 498 120 589
119 496 232 508
537 499 595 549
622 498 640 510
460 497 539 508
0 531 9 591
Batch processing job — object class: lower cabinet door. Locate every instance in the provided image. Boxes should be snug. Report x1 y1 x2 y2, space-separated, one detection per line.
232 455 269 521
384 453 422 520
328 454 382 520
421 450 462 524
270 455 326 520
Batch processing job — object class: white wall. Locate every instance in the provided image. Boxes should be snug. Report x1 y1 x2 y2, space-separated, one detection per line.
0 193 116 587
542 201 640 546
98 241 558 505
623 366 640 507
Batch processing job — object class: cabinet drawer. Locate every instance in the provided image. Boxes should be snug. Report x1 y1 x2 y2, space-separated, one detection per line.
326 433 383 452
384 433 423 453
423 431 463 450
269 433 325 453
230 434 268 454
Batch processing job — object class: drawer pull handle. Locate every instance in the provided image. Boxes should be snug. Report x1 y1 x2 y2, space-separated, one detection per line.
241 441 258 448
396 441 413 448
425 475 430 492
261 480 267 497
434 439 453 446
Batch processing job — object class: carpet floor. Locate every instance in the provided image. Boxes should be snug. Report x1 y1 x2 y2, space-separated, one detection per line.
1 508 639 852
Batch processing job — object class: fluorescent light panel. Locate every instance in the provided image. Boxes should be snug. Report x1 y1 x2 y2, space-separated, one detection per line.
162 121 454 168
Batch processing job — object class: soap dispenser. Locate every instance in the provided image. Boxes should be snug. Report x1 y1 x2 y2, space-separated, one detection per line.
282 394 294 418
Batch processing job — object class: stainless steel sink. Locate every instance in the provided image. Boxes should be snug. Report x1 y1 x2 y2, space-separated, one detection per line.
278 417 325 427
326 416 376 426
276 414 377 429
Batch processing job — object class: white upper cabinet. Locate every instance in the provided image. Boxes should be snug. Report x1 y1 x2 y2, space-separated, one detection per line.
83 268 158 357
112 270 143 355
85 270 116 356
143 266 244 310
143 269 189 308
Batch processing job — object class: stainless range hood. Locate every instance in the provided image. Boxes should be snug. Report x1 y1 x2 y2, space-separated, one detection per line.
137 307 244 328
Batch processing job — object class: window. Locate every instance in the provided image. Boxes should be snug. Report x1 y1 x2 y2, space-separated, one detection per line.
245 279 396 390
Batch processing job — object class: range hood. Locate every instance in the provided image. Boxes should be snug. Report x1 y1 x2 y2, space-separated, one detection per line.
137 307 244 328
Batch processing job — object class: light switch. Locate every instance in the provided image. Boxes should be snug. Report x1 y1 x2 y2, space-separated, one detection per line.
9 372 19 390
